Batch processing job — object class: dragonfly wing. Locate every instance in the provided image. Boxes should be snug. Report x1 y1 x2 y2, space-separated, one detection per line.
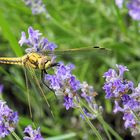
22 63 53 119
45 46 110 57
23 67 33 120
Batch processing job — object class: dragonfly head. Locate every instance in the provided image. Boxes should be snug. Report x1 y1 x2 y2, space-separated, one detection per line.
38 56 59 70
44 60 52 69
44 61 60 70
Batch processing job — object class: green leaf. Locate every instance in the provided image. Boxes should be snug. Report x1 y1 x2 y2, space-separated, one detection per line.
46 133 76 140
0 9 23 56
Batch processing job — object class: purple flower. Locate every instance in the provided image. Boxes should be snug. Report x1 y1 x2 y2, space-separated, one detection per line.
128 84 140 110
118 84 140 135
115 0 140 21
127 0 140 20
63 96 74 110
81 82 95 103
113 101 124 113
45 75 60 90
103 65 134 99
23 0 47 15
0 100 18 138
23 125 44 140
116 64 129 77
123 112 136 129
56 64 75 79
115 0 124 8
28 26 42 42
19 27 57 53
44 62 102 116
45 63 100 112
45 63 80 99
104 64 140 135
103 69 117 81
114 94 140 135
56 64 70 79
104 65 140 135
80 108 97 120
132 83 140 97
18 32 27 46
0 84 4 94
121 94 131 104
69 76 80 92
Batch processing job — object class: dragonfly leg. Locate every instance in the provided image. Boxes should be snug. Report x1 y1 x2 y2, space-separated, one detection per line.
44 62 60 73
41 63 60 95
43 62 60 75
41 70 55 93
50 62 60 67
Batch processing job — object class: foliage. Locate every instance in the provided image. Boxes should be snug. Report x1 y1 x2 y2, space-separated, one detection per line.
0 0 140 139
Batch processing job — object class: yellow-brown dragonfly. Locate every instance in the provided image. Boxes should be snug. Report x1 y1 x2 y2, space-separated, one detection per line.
0 46 108 89
0 46 107 72
0 46 108 118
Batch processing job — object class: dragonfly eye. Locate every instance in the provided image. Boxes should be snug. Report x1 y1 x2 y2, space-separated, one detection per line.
50 62 60 67
44 60 52 70
44 61 60 70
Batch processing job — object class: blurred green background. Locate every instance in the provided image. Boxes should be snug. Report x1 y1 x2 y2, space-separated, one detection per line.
0 0 140 139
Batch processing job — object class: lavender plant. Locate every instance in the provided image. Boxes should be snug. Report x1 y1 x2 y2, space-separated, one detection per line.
0 85 44 139
23 0 47 15
0 26 129 139
23 125 44 140
19 26 57 53
0 101 44 139
18 27 123 140
1 0 140 139
0 84 4 94
19 26 103 118
0 100 18 138
115 0 124 8
45 63 103 116
115 0 140 21
103 65 140 136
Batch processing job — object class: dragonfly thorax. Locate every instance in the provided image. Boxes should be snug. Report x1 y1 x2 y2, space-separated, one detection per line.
22 52 52 70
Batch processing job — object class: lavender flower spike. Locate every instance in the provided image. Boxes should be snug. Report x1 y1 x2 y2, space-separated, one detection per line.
103 64 134 99
19 26 57 53
64 96 75 110
23 0 47 15
23 125 44 140
0 84 4 94
45 62 102 118
127 0 140 21
103 65 140 136
115 0 124 8
45 63 80 110
0 100 18 138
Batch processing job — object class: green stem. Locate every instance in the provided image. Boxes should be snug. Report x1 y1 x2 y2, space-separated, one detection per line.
78 100 111 139
89 107 113 140
97 117 112 140
132 110 140 122
78 105 103 140
134 21 139 34
11 131 21 140
113 1 126 34
89 106 122 140
78 99 123 140
98 117 123 140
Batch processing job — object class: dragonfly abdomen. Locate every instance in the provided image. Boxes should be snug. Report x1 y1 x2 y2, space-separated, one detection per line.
0 57 22 65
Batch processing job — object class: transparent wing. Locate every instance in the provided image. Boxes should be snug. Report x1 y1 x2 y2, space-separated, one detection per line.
23 67 33 121
24 63 54 118
46 46 110 55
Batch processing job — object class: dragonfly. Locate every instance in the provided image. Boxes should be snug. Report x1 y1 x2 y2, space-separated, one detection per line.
0 46 108 81
0 46 109 118
0 46 110 93
0 51 59 90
